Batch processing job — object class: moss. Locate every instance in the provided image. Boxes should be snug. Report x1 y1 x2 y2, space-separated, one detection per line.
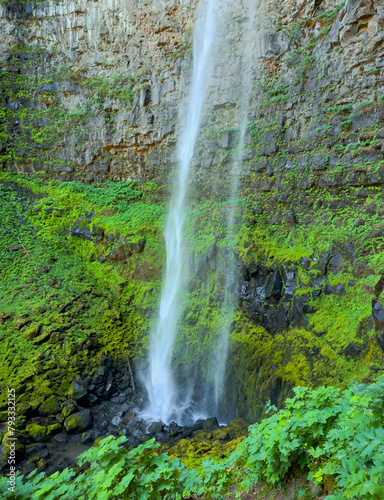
25 422 60 443
47 423 61 436
37 386 54 398
162 419 248 469
29 396 45 411
2 158 384 435
64 411 91 433
26 424 48 442
23 323 42 341
38 395 60 416
61 400 78 418
0 175 166 412
17 402 31 416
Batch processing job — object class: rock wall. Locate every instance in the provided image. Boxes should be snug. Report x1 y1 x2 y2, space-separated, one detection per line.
0 0 198 181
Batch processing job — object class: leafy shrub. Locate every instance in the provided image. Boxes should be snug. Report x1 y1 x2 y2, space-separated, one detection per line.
0 436 196 500
232 377 384 498
60 181 142 210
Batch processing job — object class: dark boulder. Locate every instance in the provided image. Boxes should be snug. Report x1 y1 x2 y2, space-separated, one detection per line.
344 342 362 359
148 421 163 435
69 381 88 404
64 409 92 433
265 269 283 302
61 399 79 418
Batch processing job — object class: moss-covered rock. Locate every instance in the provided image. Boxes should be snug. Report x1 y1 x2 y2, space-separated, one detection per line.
23 456 48 475
39 395 61 416
23 323 42 341
68 381 87 402
47 423 61 437
56 412 65 424
26 424 48 442
38 386 54 398
29 396 45 411
61 399 78 418
18 402 31 417
80 431 94 444
64 409 92 433
58 380 71 396
26 423 61 442
32 331 50 345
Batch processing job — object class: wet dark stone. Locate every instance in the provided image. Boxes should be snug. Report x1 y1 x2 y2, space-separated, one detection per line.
168 421 183 438
88 394 99 406
132 419 146 434
99 356 113 367
373 301 384 334
300 257 311 269
37 82 57 93
303 304 316 314
202 417 219 430
344 342 362 359
324 281 345 296
69 381 88 404
265 269 283 302
366 204 377 216
148 421 163 434
154 432 167 443
374 273 384 298
25 443 49 458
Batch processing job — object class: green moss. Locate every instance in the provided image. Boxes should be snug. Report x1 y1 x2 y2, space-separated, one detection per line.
38 395 61 416
25 424 48 442
64 412 89 433
163 419 248 469
0 173 167 410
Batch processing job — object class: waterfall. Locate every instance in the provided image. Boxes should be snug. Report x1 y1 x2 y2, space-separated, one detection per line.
211 0 262 419
143 0 217 424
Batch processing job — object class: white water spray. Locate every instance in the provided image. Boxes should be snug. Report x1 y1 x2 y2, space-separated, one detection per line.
144 0 217 424
211 0 262 417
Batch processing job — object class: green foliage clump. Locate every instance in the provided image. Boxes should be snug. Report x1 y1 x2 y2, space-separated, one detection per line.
230 378 384 498
0 436 195 500
61 181 142 209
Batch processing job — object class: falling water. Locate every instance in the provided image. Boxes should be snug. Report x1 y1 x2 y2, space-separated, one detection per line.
211 0 262 418
144 0 217 424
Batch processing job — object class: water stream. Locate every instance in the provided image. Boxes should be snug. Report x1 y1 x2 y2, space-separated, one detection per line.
211 0 262 419
143 0 217 424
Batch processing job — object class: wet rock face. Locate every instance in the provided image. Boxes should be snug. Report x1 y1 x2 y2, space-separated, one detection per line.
117 415 222 449
68 211 99 241
240 262 306 333
3 0 383 192
1 0 197 181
